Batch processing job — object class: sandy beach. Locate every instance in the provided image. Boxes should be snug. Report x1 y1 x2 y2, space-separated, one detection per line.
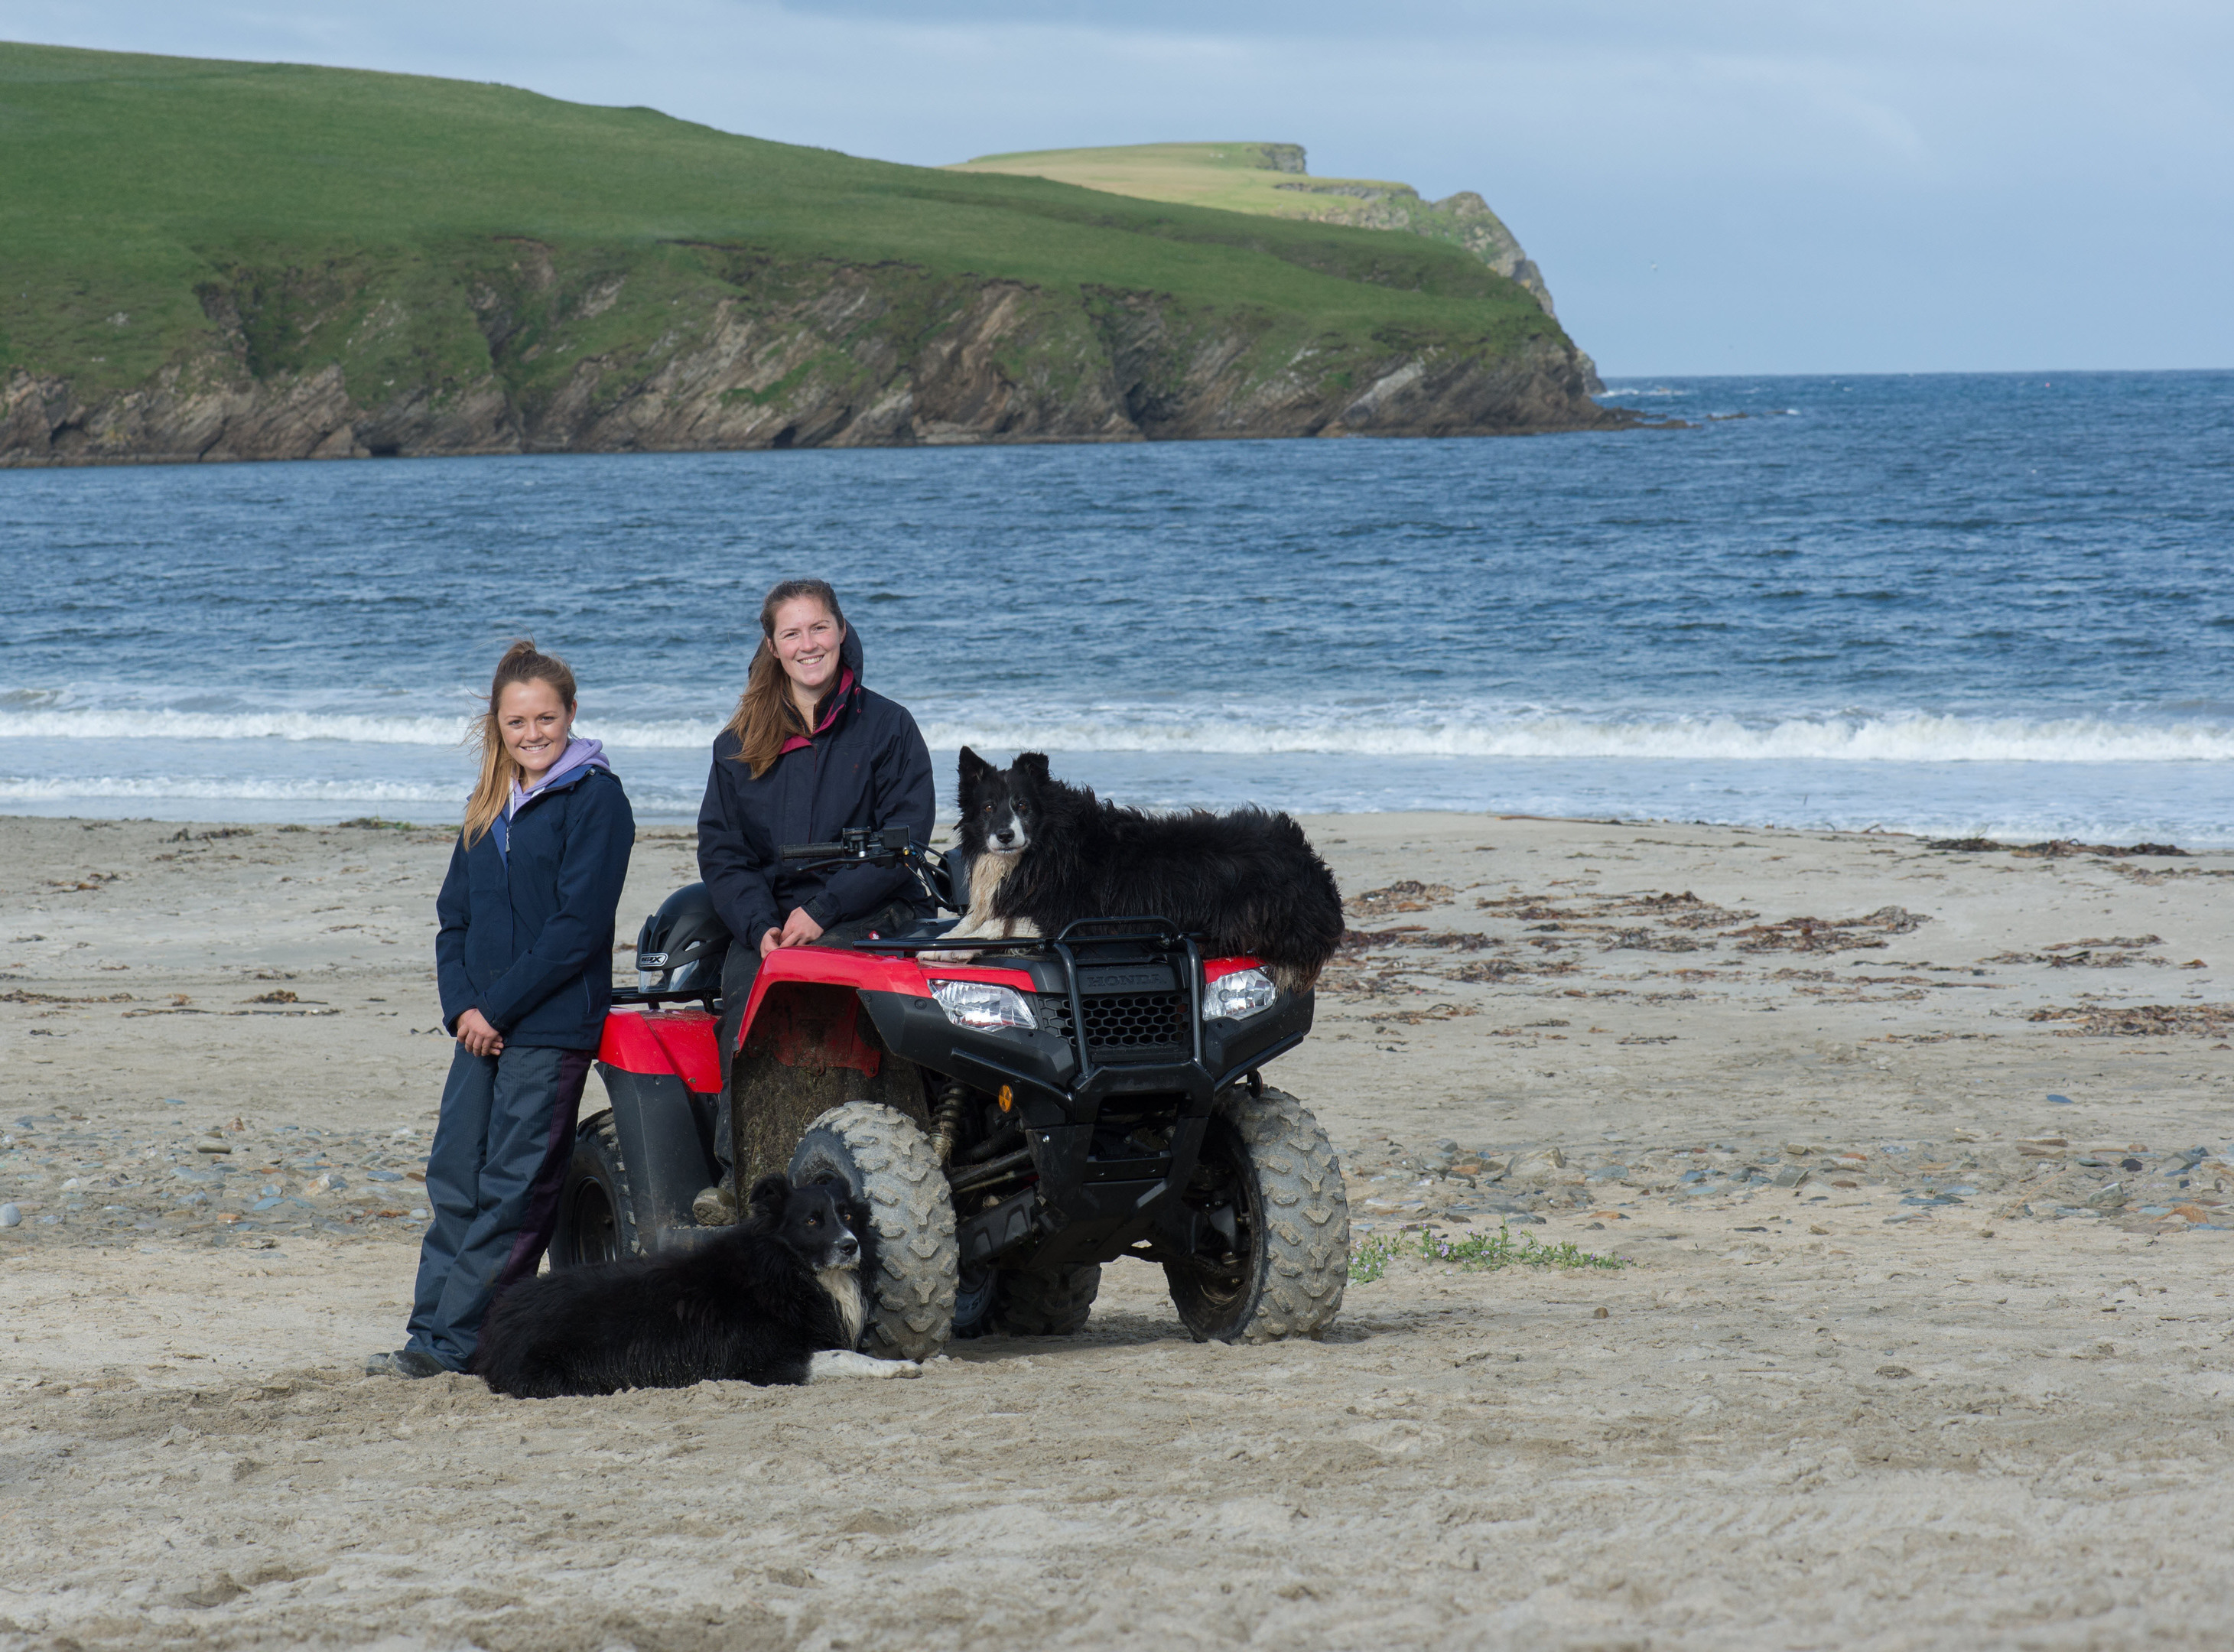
5 810 2233 1650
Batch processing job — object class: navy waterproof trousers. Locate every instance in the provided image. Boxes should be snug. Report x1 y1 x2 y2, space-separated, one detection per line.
407 1042 593 1371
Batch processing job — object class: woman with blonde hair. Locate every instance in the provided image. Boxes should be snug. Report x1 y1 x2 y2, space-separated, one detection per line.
695 578 935 1220
368 639 635 1378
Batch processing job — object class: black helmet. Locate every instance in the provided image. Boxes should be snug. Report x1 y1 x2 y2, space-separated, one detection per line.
634 883 732 993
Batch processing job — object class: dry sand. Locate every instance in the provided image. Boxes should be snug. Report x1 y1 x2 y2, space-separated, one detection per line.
5 810 2233 1650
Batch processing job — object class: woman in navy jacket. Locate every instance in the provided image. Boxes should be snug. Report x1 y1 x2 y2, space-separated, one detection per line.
695 578 934 1218
368 639 635 1378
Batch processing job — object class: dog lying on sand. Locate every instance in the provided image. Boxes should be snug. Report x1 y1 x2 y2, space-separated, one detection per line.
471 1176 920 1397
927 747 1345 992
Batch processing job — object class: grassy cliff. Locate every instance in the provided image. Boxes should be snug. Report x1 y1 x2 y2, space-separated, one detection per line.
950 141 1570 320
0 44 1617 463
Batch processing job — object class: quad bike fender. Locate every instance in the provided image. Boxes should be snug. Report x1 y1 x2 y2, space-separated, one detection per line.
597 1006 723 1091
733 945 948 1045
593 1009 722 1254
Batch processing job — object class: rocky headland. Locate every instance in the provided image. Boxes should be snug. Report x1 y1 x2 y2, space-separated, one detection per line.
0 44 1623 467
1 255 1615 466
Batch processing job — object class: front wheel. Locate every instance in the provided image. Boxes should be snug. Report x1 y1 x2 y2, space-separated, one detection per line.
1165 1086 1348 1344
551 1111 639 1267
790 1102 959 1361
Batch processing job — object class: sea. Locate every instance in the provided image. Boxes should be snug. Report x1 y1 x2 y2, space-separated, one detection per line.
5 370 2232 843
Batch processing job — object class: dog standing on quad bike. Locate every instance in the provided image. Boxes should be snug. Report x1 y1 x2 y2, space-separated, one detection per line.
555 797 1354 1356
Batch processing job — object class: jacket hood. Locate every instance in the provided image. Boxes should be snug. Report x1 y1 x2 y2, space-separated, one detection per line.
802 620 866 726
510 737 610 814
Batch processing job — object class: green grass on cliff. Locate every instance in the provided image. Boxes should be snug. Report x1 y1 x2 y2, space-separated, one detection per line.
0 43 1559 398
951 141 1411 220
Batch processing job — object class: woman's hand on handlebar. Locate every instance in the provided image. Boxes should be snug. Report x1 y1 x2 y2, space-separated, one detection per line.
455 1007 504 1059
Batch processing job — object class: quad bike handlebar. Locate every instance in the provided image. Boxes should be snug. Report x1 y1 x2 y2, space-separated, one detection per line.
778 826 957 915
779 824 916 863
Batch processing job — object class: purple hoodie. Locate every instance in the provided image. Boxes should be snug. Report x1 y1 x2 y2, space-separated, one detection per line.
495 737 610 859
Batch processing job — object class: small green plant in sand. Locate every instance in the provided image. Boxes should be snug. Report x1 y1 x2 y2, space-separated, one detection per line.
1348 1225 1624 1283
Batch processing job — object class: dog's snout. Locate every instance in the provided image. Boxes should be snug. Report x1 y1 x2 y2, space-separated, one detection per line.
993 828 1015 847
837 1233 860 1260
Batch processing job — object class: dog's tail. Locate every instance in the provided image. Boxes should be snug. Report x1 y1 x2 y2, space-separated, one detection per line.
1259 813 1344 997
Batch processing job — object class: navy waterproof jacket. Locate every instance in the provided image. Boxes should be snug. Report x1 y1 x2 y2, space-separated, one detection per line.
435 763 636 1049
698 625 935 945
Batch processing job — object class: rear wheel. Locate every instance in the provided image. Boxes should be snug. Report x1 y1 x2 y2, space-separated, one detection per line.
790 1102 958 1360
1165 1085 1348 1344
953 1263 1102 1338
993 1264 1101 1336
951 1263 1000 1340
552 1110 639 1267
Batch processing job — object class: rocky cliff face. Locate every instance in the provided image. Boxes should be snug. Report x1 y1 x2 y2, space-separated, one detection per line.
1 246 1620 466
1259 150 1600 391
1275 182 1553 312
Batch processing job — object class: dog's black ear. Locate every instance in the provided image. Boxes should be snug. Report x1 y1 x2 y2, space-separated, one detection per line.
958 745 990 784
1016 751 1052 785
746 1174 790 1213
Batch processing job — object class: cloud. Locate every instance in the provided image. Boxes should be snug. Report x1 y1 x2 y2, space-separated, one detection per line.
4 0 2229 371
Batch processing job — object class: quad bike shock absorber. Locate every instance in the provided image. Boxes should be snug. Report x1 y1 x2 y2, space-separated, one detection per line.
929 1078 968 1167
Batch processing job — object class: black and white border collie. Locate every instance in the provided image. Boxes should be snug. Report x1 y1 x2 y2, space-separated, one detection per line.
471 1176 919 1398
929 747 1345 991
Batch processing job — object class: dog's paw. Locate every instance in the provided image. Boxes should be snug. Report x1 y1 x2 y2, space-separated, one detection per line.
808 1350 922 1382
916 948 979 964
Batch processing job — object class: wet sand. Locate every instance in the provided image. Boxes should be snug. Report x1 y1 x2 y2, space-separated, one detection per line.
5 811 2232 1650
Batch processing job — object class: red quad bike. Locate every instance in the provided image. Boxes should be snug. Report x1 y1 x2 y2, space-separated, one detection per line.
551 826 1350 1355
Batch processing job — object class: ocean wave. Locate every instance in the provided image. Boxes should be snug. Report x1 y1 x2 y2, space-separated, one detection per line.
5 704 2232 764
913 711 2234 765
0 707 724 748
0 776 464 803
0 709 481 745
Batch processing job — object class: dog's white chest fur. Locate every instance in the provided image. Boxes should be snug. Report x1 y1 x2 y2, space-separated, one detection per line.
818 1265 867 1350
805 1268 919 1383
927 852 1039 953
967 852 1010 928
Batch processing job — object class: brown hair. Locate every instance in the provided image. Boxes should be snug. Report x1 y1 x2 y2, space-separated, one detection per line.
724 579 848 778
463 639 578 846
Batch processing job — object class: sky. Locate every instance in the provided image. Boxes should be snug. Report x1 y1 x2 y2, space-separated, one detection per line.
5 1 2230 376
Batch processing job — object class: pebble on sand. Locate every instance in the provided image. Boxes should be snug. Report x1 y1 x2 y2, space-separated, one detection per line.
0 1202 19 1227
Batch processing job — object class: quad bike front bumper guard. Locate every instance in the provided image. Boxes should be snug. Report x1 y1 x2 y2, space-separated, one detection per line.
853 919 1312 1270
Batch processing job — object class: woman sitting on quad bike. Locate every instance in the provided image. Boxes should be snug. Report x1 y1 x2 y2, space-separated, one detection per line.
693 577 936 1223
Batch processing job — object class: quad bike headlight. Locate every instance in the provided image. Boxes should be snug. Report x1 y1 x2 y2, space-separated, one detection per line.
1210 967 1278 1020
928 979 1038 1032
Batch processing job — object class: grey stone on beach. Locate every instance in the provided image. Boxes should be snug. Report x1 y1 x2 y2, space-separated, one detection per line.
0 1202 19 1227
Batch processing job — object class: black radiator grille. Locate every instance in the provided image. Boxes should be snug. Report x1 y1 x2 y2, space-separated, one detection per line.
1040 990 1189 1059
